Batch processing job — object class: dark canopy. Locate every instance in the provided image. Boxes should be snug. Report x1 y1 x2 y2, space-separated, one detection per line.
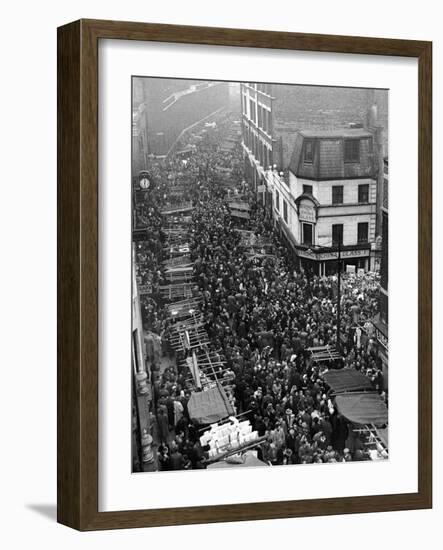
188 386 234 424
322 369 373 393
335 392 388 426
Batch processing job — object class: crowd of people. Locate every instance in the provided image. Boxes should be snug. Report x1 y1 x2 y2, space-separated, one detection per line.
133 113 387 471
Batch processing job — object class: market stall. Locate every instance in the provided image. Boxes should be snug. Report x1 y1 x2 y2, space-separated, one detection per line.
322 369 374 394
334 392 388 426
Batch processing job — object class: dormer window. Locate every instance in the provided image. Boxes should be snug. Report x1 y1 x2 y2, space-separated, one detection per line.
344 139 360 163
304 140 314 163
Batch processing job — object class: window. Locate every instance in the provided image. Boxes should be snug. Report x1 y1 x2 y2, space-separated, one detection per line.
302 223 313 245
275 190 280 212
332 185 344 205
357 222 369 243
283 200 288 223
304 140 314 163
332 224 343 246
358 184 369 203
303 184 313 195
242 122 248 147
267 111 272 135
344 139 360 163
249 99 256 123
262 108 268 133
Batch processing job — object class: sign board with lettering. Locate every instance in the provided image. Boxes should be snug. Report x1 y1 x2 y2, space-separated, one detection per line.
375 327 388 351
297 248 370 261
298 199 317 223
139 284 153 295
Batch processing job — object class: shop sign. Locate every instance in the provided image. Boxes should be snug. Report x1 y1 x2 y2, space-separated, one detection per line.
375 327 388 350
299 204 316 223
297 248 369 261
139 284 152 295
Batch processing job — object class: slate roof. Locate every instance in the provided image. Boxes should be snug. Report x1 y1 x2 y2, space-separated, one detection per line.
288 129 376 180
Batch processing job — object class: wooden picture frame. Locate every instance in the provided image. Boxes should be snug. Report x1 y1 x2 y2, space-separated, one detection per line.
57 19 432 530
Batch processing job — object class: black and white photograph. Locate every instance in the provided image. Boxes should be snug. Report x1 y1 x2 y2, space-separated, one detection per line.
131 77 389 473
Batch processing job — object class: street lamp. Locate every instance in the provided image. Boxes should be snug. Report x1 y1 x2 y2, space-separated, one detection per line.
336 240 342 353
307 241 342 353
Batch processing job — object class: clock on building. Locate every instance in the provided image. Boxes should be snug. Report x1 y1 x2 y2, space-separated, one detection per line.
139 177 150 189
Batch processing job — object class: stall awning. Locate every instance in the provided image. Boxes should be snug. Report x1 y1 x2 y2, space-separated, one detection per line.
228 201 251 211
230 210 250 219
188 386 234 424
335 392 388 426
322 369 373 393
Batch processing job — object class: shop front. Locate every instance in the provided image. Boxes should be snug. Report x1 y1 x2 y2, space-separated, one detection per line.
296 246 371 277
373 316 389 391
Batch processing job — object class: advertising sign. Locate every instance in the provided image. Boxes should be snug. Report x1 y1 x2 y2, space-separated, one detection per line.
298 204 316 223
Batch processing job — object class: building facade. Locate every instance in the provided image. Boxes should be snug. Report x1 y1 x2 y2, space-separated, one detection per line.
132 255 149 392
280 129 378 274
373 157 389 388
240 82 274 193
132 102 149 178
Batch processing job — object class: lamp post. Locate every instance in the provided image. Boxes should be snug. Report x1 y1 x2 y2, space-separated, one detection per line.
307 240 342 353
336 240 342 353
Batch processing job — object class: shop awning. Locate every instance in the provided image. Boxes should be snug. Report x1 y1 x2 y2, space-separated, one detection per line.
230 210 250 219
228 201 251 211
188 386 234 424
322 369 373 393
335 392 388 426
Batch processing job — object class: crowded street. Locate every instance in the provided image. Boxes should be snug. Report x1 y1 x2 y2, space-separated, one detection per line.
132 103 389 472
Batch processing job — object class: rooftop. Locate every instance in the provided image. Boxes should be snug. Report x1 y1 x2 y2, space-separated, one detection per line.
288 129 376 180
